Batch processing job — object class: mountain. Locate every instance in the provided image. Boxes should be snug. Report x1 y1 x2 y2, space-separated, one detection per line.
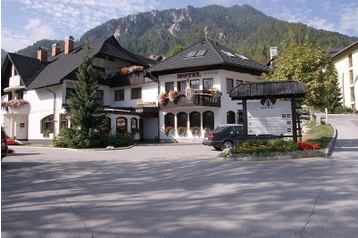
15 4 357 64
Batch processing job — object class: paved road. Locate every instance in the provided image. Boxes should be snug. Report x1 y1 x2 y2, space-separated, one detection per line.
2 114 358 237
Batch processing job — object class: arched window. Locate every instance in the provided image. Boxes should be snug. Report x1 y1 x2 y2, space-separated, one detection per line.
41 115 54 133
59 114 68 130
131 118 138 133
177 112 187 128
164 113 175 127
189 111 200 127
227 111 235 124
103 117 111 132
116 117 127 133
203 111 214 130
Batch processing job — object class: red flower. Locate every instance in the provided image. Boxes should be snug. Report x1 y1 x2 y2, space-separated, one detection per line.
297 142 320 150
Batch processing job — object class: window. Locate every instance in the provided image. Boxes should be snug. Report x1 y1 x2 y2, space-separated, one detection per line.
165 82 174 93
131 87 141 99
16 91 24 100
116 117 127 133
96 90 104 101
227 111 235 124
196 50 207 57
104 117 111 132
203 111 214 130
164 113 175 127
66 88 75 99
190 79 200 90
41 115 54 133
237 110 244 124
60 114 68 130
350 70 354 84
350 87 355 102
115 90 124 101
177 112 187 128
236 80 243 86
177 80 187 92
190 111 201 127
227 78 233 93
186 51 197 58
349 53 353 67
131 118 138 133
203 78 213 91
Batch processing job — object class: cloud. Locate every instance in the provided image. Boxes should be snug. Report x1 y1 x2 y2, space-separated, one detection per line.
338 4 358 36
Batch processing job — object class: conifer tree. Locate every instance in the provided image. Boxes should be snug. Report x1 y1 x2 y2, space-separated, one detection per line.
69 43 108 133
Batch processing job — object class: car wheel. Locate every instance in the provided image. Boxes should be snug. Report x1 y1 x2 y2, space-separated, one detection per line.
221 140 233 150
213 146 222 151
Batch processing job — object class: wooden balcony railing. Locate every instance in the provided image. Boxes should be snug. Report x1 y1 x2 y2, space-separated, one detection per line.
159 91 221 110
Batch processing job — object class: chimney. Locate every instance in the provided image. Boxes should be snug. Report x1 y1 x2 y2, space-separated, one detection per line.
52 43 61 56
270 46 277 60
37 46 48 62
64 36 74 54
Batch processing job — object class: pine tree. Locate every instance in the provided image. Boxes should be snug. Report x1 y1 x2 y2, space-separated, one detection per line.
69 43 108 134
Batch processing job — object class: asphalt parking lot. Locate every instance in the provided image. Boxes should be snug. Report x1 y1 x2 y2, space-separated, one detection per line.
2 115 358 237
1 142 357 238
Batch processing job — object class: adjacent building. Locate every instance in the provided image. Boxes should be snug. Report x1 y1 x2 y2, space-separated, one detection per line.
331 40 358 110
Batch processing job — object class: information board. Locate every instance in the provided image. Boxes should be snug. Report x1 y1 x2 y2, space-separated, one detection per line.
247 99 292 135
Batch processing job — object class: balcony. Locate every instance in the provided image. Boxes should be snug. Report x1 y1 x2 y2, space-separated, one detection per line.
159 91 221 110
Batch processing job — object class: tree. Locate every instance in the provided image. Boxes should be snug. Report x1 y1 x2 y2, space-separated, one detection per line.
168 45 185 57
69 44 108 131
262 30 342 113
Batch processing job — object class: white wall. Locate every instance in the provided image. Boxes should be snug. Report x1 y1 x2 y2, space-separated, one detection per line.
157 69 260 140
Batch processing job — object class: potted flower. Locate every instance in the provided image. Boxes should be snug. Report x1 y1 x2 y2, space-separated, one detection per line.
164 126 175 136
43 129 50 138
204 127 212 133
190 126 201 136
1 99 30 109
177 126 187 137
158 91 167 104
169 90 178 101
185 87 194 100
209 87 219 97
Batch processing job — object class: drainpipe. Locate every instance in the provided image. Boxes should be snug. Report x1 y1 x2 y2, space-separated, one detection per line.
148 70 160 142
44 86 56 137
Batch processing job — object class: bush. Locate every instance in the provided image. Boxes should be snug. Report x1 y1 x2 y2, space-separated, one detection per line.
53 127 135 148
333 106 353 114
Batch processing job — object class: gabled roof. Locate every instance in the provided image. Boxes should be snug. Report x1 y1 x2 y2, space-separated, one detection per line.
28 36 154 89
331 40 358 59
230 80 309 100
3 53 47 88
2 36 156 90
150 38 270 75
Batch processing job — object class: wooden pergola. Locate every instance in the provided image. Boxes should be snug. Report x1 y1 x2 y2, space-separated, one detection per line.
229 80 310 143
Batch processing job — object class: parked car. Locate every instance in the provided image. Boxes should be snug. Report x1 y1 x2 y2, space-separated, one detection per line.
2 128 8 160
203 124 280 151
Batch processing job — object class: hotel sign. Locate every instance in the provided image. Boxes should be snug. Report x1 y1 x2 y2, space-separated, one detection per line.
247 98 292 135
177 72 200 79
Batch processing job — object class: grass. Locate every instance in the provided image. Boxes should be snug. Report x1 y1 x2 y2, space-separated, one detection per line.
303 120 334 149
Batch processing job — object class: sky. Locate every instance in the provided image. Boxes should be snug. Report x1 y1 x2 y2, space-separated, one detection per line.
1 0 358 53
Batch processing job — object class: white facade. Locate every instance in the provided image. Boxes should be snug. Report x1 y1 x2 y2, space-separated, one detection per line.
157 69 262 142
332 41 358 110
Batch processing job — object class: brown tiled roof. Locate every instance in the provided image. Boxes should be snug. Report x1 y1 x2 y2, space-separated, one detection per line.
230 80 309 100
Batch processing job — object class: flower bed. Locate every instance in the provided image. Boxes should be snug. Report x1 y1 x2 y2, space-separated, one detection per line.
218 139 323 159
7 139 23 145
